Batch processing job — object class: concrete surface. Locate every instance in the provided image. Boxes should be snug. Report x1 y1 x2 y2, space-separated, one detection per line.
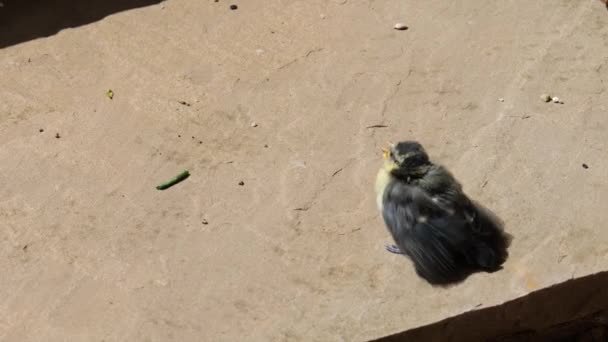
1 0 608 341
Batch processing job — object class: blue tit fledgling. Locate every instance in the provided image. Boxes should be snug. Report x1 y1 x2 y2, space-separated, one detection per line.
375 141 511 285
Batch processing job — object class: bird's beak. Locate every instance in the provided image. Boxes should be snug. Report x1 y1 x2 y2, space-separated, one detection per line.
382 141 394 159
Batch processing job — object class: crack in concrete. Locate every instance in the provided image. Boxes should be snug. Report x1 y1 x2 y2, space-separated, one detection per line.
293 159 354 215
369 76 406 140
594 58 608 95
278 48 324 70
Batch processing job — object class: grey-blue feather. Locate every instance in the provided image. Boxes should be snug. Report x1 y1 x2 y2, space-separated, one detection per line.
381 174 510 285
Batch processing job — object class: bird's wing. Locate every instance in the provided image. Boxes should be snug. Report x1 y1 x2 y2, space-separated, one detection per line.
381 181 474 283
418 167 476 225
382 180 466 232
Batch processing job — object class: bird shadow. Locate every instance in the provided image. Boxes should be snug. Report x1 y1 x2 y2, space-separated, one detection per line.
0 0 165 49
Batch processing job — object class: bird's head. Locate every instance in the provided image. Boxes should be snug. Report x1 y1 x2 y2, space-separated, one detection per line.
382 141 431 177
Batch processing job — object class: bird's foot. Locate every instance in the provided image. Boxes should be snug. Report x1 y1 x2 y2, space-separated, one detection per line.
384 244 404 255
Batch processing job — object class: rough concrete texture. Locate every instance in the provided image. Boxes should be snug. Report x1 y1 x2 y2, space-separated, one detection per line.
1 0 608 341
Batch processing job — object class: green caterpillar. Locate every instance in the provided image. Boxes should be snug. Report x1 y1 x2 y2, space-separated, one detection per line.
156 170 190 190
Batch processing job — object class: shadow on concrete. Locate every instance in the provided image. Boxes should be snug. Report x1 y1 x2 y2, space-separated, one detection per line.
0 0 164 49
372 271 608 342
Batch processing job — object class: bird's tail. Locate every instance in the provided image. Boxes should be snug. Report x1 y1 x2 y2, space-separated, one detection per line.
468 201 512 271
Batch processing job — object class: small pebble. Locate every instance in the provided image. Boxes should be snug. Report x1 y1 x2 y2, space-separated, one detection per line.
154 279 169 287
552 96 561 103
540 94 551 102
55 133 61 139
498 98 504 102
39 128 44 133
238 181 245 186
582 163 589 169
230 4 238 10
394 23 408 30
251 122 258 127
202 219 209 225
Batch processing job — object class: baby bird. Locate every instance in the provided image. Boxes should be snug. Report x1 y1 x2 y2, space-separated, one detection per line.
375 141 511 285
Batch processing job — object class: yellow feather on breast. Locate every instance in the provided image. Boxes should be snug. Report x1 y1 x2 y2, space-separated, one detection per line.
375 167 392 211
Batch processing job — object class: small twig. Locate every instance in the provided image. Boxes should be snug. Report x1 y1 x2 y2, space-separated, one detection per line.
507 114 531 120
366 124 388 129
338 227 362 235
293 207 309 211
332 168 344 177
